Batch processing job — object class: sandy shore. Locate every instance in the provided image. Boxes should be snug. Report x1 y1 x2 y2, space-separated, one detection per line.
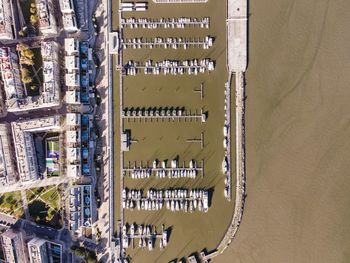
216 0 350 262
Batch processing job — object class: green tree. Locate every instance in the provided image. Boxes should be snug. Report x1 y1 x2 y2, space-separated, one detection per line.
18 30 26 37
22 75 33 84
16 43 29 52
20 57 34 66
30 85 38 91
30 15 39 26
30 7 36 14
23 49 34 59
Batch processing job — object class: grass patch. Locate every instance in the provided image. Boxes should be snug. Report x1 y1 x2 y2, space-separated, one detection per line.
40 187 60 209
27 186 62 229
0 191 24 218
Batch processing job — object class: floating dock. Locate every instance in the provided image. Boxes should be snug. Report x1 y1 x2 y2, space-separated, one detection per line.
123 59 215 75
122 188 209 213
123 160 204 179
121 36 214 49
122 107 207 123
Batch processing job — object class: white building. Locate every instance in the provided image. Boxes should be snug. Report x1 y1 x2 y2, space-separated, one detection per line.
0 0 14 40
64 38 93 105
0 124 17 185
65 89 80 104
64 38 79 55
65 55 79 72
41 41 61 106
1 229 28 263
35 0 57 35
65 38 81 105
66 113 81 178
65 73 80 87
59 0 78 33
11 116 61 182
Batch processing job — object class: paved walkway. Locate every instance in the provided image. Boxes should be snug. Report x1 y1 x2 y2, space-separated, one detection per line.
92 0 114 261
0 176 70 194
20 190 30 220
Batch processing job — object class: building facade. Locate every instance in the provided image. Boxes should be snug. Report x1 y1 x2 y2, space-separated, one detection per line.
1 229 28 263
59 0 78 33
35 0 57 35
0 47 24 111
0 124 17 185
0 0 14 40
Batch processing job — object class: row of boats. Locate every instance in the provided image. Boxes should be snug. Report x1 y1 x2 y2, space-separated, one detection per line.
122 107 185 117
120 2 147 12
123 188 207 200
120 17 210 29
126 59 215 68
223 82 231 200
126 168 199 179
121 36 214 50
123 198 208 213
125 159 200 179
122 189 209 212
124 59 215 76
121 107 206 121
122 224 168 250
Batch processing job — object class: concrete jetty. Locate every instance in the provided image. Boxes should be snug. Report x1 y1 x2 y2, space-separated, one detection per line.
211 0 248 258
227 0 247 72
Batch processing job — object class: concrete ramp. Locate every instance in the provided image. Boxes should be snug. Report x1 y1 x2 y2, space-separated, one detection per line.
227 0 247 72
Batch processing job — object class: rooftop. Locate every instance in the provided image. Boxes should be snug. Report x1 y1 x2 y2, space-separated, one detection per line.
11 116 61 182
65 38 79 55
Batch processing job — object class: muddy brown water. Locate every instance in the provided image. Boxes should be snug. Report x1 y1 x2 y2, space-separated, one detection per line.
217 0 350 262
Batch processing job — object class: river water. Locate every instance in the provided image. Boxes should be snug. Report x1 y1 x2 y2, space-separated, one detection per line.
217 0 350 262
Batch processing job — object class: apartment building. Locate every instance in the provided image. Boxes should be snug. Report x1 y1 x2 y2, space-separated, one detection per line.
1 229 28 263
0 0 14 40
27 238 62 263
11 116 61 182
35 0 57 35
0 124 17 185
41 41 61 106
69 185 92 236
59 0 78 33
0 47 24 111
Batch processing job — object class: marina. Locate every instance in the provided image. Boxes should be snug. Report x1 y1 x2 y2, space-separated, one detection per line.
112 0 236 261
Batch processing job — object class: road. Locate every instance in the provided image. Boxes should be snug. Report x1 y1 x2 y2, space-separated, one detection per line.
0 103 67 123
